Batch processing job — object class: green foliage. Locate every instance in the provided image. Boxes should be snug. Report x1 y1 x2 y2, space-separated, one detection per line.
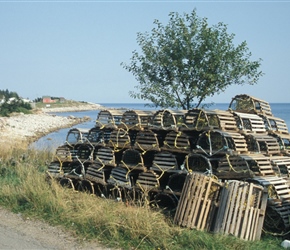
122 9 264 109
0 89 32 116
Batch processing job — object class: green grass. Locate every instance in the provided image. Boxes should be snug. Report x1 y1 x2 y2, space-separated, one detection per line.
0 147 284 250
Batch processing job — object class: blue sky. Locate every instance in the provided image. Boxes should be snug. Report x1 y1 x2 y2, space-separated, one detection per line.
0 1 289 104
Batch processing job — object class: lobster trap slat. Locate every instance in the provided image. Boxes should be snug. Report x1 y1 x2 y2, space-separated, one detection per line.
213 180 267 241
174 172 222 231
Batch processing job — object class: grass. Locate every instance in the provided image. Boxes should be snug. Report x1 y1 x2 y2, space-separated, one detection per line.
0 146 285 250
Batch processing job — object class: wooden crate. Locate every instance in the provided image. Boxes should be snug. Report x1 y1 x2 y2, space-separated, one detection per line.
107 128 131 151
150 109 187 130
245 134 281 156
229 94 272 116
174 172 222 231
96 109 125 129
233 112 266 134
133 129 160 152
196 130 248 156
213 180 268 241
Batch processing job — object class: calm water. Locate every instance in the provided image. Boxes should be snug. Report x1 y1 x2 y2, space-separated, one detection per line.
30 103 290 151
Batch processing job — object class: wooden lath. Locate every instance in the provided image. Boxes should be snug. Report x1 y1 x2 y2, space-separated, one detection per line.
259 114 289 134
213 180 267 241
96 109 125 129
195 130 248 156
149 109 187 130
245 134 281 156
120 110 154 130
107 128 131 151
229 94 272 116
174 172 222 231
233 112 266 134
151 151 179 173
182 108 238 132
133 129 160 152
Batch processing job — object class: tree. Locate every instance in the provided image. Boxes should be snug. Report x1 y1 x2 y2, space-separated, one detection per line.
121 9 264 109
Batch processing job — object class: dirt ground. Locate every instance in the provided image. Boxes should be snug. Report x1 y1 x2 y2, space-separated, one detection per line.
0 207 112 250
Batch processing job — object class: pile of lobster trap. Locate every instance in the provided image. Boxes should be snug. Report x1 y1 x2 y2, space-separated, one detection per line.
47 94 290 241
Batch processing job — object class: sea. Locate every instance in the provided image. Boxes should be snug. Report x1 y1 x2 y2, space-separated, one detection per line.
30 103 290 151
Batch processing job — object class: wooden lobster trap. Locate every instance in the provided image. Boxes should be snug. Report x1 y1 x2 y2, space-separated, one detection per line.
53 144 75 163
183 153 215 174
86 126 106 147
270 133 290 155
149 109 187 130
85 163 112 186
119 110 154 130
259 114 289 134
107 128 131 151
93 146 117 167
73 143 95 163
96 109 125 129
182 108 238 132
107 166 139 190
133 129 161 152
245 134 281 156
135 170 161 192
161 130 194 153
213 180 268 241
118 148 147 171
195 130 248 156
65 128 90 146
174 172 222 231
233 112 266 134
250 176 290 234
151 151 179 173
229 94 272 116
216 154 278 180
269 156 290 178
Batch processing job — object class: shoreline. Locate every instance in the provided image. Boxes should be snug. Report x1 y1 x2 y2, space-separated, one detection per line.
0 104 104 148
